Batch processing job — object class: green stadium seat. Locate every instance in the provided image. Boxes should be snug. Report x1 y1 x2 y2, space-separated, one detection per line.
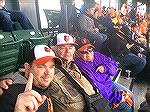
43 9 60 35
0 32 14 44
12 29 44 41
30 36 50 47
0 39 23 76
11 29 45 61
5 29 52 70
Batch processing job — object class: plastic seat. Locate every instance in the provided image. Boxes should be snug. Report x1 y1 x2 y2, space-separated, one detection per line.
30 36 50 47
0 39 23 76
0 32 14 44
43 9 60 35
12 29 44 41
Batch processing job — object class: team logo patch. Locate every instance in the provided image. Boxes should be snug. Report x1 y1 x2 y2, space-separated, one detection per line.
64 35 69 42
44 47 51 52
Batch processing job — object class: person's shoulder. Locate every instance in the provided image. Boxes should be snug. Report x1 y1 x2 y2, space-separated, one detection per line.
94 51 105 57
94 51 113 60
2 84 26 96
10 71 27 84
0 84 26 104
78 13 88 18
0 84 26 111
54 68 66 81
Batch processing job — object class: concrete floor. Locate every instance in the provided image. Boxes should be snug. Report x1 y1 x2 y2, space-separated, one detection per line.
118 76 150 111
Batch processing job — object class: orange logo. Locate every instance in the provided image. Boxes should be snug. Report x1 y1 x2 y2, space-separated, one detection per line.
64 35 69 42
44 47 51 52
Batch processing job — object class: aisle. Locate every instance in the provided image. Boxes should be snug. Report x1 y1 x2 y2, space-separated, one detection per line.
118 76 150 110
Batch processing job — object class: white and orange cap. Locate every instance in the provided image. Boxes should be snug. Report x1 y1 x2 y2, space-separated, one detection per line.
56 33 77 46
25 45 62 65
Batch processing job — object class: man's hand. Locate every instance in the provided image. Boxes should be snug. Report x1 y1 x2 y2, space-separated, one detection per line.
93 28 99 33
96 65 105 73
14 73 46 112
126 43 134 49
0 79 13 95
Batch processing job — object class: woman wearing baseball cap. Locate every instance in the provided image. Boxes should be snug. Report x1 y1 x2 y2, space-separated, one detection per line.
75 38 134 112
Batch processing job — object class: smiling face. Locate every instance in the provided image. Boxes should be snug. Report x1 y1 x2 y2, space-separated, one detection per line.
108 7 116 17
54 44 75 63
87 7 95 16
78 47 94 61
24 60 55 89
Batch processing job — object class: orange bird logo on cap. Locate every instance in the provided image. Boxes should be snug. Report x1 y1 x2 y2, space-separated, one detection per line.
64 35 69 42
44 47 51 52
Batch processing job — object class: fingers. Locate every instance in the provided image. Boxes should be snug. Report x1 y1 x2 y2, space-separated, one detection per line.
28 90 43 103
25 91 46 110
39 95 47 107
0 79 13 95
25 95 39 110
15 90 46 111
96 69 99 72
25 95 47 110
6 79 13 85
16 92 39 111
96 66 102 72
25 100 35 110
96 66 104 73
15 73 47 112
0 79 13 90
25 73 33 92
0 88 4 95
24 73 46 108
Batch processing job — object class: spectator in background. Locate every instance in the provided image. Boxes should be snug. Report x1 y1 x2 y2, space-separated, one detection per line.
120 3 130 25
101 30 146 78
121 3 128 17
0 0 33 32
78 2 107 51
103 7 121 33
59 0 78 34
102 6 107 16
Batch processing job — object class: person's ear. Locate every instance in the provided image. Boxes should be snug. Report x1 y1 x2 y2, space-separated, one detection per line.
73 46 76 52
24 63 31 75
53 46 59 55
24 62 30 69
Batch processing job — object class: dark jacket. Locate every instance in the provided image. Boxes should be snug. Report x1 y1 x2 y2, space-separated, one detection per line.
0 84 50 112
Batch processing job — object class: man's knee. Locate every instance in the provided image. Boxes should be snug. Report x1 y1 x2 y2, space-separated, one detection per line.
0 10 11 20
139 57 146 67
13 11 27 19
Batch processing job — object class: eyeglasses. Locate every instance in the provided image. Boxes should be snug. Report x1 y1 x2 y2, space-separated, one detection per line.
80 48 94 54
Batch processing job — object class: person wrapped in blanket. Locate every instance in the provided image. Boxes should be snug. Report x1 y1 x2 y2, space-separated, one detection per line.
74 38 134 112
